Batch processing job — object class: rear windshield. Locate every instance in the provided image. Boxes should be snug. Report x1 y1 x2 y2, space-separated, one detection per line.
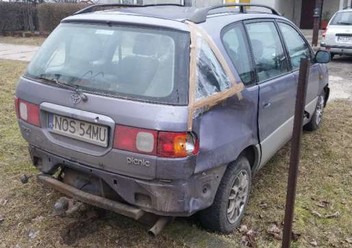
330 11 352 25
25 22 190 105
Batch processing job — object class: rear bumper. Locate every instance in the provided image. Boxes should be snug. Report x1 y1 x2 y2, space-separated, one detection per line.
30 146 226 216
38 174 145 219
320 43 352 55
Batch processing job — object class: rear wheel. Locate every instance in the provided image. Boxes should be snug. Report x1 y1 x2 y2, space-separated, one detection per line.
330 52 335 60
304 91 326 131
198 156 251 233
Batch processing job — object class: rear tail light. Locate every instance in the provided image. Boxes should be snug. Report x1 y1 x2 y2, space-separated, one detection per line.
322 28 328 38
157 132 199 158
113 125 199 158
114 126 157 155
15 98 40 127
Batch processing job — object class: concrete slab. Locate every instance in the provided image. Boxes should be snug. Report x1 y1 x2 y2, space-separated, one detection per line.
0 43 39 62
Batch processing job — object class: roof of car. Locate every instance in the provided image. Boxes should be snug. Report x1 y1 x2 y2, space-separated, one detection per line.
63 4 286 33
72 4 280 23
116 5 199 21
340 9 352 12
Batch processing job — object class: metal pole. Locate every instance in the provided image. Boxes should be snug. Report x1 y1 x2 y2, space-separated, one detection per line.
282 58 310 248
312 0 323 46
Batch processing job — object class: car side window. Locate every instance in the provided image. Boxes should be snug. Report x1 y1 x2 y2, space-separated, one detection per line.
278 22 311 70
222 25 254 85
196 39 231 100
245 22 289 82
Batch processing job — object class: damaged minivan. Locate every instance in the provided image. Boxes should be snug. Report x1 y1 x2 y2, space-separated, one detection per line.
15 3 330 234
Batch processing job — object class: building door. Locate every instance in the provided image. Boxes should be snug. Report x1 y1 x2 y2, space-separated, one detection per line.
300 0 316 29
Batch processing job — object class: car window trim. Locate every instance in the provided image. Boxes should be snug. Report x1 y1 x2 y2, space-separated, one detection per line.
220 21 257 87
276 20 315 72
25 22 191 106
243 18 292 84
185 21 244 130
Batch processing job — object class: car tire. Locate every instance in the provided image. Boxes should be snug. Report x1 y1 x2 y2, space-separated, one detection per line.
304 91 326 131
198 155 251 233
330 53 335 60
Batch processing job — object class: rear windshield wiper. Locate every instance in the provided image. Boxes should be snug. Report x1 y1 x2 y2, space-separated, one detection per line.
37 73 88 102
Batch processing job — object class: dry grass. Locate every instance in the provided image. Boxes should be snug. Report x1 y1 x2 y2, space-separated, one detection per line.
0 59 351 247
0 36 45 46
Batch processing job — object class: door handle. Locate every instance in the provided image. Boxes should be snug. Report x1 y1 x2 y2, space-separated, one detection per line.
263 102 272 108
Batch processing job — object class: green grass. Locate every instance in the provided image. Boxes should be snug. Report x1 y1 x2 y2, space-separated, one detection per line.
0 59 351 247
0 36 45 46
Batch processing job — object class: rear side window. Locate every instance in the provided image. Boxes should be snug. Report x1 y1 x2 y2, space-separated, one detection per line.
196 39 231 100
222 24 254 85
278 23 311 69
245 21 289 82
25 23 189 105
330 11 352 25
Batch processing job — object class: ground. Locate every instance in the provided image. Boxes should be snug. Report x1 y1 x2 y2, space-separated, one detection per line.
327 56 352 101
0 43 351 247
0 36 46 47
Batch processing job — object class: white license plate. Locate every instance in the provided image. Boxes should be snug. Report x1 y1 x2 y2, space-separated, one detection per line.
49 114 108 147
337 36 352 43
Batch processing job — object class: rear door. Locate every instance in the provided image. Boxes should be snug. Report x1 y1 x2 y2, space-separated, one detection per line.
244 20 296 167
277 21 320 117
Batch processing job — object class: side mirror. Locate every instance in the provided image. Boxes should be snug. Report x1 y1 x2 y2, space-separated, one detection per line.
315 50 331 63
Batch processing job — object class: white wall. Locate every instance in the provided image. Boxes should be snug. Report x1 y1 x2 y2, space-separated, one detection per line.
192 0 221 7
322 0 340 20
250 0 275 8
275 0 301 26
142 0 181 4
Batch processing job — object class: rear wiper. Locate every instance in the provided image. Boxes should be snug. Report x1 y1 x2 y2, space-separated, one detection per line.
38 73 76 90
38 73 88 102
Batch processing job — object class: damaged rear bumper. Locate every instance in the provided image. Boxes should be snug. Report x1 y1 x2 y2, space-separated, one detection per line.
30 146 226 216
38 174 145 219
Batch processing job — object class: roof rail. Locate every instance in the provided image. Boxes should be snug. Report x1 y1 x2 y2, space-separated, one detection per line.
74 3 185 15
188 3 280 23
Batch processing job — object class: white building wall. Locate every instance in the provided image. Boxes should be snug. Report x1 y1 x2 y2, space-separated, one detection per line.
322 0 340 20
192 0 222 7
142 0 181 4
250 0 275 8
274 0 302 26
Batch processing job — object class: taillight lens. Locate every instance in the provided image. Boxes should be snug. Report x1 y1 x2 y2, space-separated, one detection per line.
113 125 199 158
322 28 327 38
16 98 40 127
157 132 199 158
114 126 157 155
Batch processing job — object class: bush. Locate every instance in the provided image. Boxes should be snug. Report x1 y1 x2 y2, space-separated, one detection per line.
37 3 87 32
0 3 37 33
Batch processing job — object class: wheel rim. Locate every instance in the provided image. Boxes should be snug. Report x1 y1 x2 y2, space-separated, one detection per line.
315 95 325 126
227 170 249 224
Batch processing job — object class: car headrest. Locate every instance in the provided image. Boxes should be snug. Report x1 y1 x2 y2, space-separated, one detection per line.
133 34 158 56
70 34 102 61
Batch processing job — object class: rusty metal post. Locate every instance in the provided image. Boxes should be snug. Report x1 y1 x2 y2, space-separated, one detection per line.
282 58 310 248
312 0 323 46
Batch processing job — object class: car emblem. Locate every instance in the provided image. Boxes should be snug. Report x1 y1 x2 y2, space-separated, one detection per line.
71 93 82 104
